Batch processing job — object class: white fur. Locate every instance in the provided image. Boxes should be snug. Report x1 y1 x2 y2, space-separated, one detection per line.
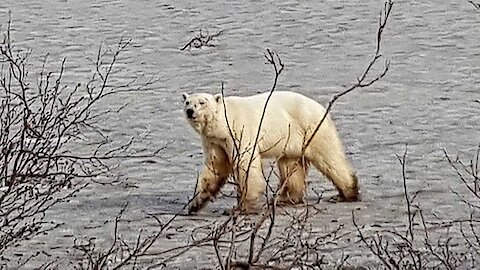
182 91 358 214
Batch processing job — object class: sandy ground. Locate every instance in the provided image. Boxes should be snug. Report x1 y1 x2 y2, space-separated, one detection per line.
1 0 480 269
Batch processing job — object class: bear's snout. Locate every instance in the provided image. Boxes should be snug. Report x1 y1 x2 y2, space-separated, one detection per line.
186 108 195 118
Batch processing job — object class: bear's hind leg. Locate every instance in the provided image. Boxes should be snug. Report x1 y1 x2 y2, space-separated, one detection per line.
306 147 359 202
277 157 308 204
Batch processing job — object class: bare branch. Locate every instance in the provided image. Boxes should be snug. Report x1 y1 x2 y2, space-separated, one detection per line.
302 0 393 153
395 144 414 241
181 29 223 51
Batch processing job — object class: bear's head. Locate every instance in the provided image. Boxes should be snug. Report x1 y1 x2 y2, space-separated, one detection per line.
182 93 222 134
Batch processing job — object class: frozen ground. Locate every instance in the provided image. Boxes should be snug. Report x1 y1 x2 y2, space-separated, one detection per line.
1 0 479 269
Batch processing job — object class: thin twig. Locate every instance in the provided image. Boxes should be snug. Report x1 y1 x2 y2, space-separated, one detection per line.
302 0 393 154
395 144 414 241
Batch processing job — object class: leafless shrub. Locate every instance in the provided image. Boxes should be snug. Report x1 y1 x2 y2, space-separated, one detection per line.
445 145 480 260
70 191 204 269
0 16 160 268
444 145 480 204
353 146 480 269
181 29 223 51
71 208 150 269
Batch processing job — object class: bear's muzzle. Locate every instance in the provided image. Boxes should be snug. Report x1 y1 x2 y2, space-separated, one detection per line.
186 108 194 118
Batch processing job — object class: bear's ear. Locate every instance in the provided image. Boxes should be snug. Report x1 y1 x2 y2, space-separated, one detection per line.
214 93 222 104
181 93 189 102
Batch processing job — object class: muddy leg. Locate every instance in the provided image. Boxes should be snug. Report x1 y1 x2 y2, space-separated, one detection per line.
189 144 231 214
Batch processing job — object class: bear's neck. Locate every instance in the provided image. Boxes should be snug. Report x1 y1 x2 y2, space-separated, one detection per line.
201 111 227 140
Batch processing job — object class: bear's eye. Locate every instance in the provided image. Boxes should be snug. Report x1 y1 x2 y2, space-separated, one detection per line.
185 101 190 105
199 101 205 105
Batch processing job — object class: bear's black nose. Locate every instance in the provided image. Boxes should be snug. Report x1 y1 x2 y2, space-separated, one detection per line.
186 109 194 118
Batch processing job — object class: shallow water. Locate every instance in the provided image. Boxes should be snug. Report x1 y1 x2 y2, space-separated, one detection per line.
1 0 479 268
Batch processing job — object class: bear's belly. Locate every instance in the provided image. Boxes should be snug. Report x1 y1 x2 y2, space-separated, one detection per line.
257 131 304 159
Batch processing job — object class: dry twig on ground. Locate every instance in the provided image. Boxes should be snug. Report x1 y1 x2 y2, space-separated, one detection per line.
181 29 223 51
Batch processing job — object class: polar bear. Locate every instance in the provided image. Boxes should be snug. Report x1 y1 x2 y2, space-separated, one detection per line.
182 91 358 214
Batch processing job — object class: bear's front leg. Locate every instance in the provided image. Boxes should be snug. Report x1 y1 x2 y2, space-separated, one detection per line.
232 149 266 214
188 143 231 214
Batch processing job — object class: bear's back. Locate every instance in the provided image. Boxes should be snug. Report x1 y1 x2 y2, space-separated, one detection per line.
224 91 325 119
